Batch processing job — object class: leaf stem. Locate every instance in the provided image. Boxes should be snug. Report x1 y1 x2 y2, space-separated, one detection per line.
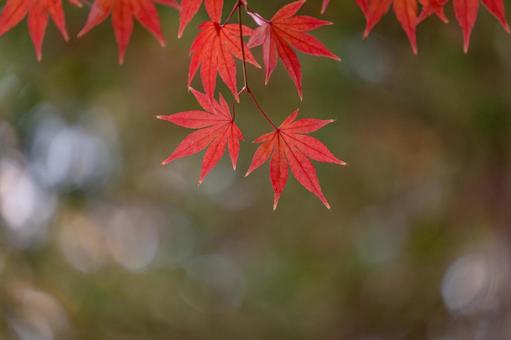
246 87 277 129
231 99 237 121
223 1 240 25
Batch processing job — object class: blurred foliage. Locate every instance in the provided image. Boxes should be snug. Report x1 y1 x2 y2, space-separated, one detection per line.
0 1 511 339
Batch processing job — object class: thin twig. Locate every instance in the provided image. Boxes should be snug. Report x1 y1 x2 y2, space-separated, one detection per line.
236 1 277 129
238 3 250 90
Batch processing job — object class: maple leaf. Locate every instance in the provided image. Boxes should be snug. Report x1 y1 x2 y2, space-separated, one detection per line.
356 0 509 53
77 0 180 64
355 0 421 54
188 0 260 101
418 0 448 23
245 110 346 210
452 0 510 52
0 0 72 61
247 0 340 99
178 0 205 38
157 88 243 184
178 0 250 37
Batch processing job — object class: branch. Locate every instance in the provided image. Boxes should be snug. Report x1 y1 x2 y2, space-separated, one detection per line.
236 1 277 129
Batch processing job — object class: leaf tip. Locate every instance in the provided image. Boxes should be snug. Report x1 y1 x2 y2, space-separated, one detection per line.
177 27 184 39
272 194 282 210
363 28 370 40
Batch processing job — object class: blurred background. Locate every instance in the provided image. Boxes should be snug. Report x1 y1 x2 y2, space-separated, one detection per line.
1 1 511 339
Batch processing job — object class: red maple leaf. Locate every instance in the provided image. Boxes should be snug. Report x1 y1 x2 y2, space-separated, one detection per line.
245 110 346 210
77 0 179 64
355 0 509 53
178 0 248 38
178 0 205 38
354 0 421 54
0 0 77 61
247 0 340 99
322 0 441 53
418 0 448 23
323 0 445 27
188 0 260 101
452 0 510 52
157 88 243 184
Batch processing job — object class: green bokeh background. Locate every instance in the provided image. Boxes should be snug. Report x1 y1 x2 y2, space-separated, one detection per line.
0 1 511 339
